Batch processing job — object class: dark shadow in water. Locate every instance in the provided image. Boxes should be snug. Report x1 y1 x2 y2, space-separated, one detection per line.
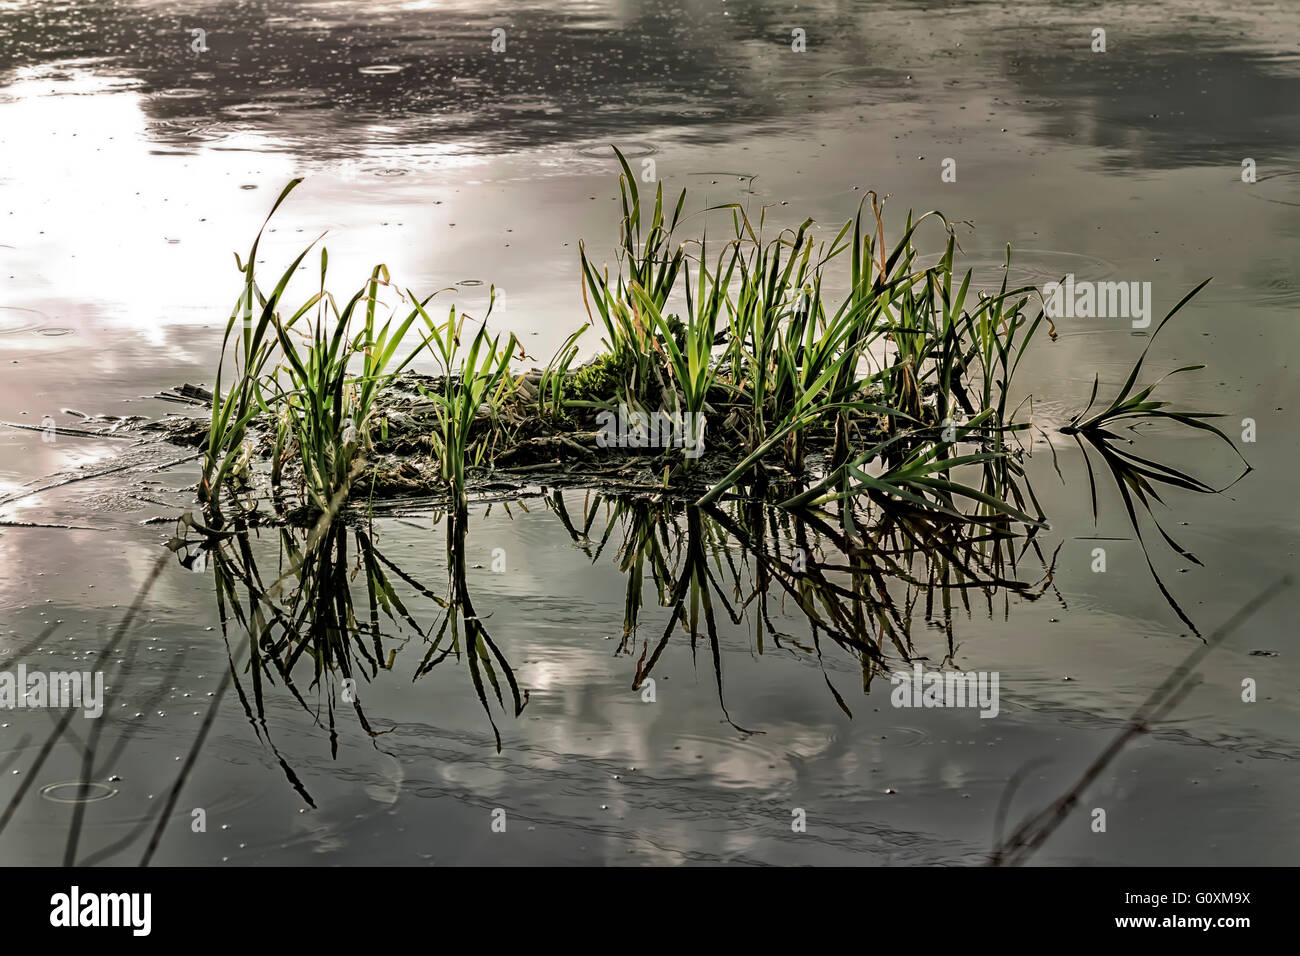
1004 42 1300 170
990 573 1291 866
0 430 1247 862
0 0 907 155
199 504 527 761
162 475 1065 782
5 2 1298 170
0 554 173 865
171 408 1227 775
546 483 1065 729
412 506 529 750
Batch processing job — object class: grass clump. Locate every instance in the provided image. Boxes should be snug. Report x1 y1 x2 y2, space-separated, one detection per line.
194 149 1242 562
412 294 519 509
178 156 1252 755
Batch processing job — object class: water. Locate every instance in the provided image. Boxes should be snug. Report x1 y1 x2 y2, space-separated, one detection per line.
1 0 1298 866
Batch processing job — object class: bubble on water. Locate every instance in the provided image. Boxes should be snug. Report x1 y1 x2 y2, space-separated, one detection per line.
358 64 405 75
918 248 1119 291
222 103 278 118
147 119 229 145
575 140 658 160
0 306 48 335
40 781 118 804
881 726 930 748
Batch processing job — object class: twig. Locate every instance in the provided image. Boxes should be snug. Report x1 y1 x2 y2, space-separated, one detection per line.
989 574 1292 866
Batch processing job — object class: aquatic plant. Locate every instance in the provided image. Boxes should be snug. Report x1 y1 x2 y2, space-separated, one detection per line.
538 326 587 422
578 147 686 409
265 260 428 516
194 148 1242 602
199 179 428 521
1059 278 1251 635
199 179 313 522
413 292 520 508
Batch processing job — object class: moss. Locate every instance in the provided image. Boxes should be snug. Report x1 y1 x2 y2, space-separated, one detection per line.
563 352 629 406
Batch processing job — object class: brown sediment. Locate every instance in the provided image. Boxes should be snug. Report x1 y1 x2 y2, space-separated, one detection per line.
123 367 875 518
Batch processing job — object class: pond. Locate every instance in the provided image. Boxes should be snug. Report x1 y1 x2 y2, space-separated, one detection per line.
0 0 1297 866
